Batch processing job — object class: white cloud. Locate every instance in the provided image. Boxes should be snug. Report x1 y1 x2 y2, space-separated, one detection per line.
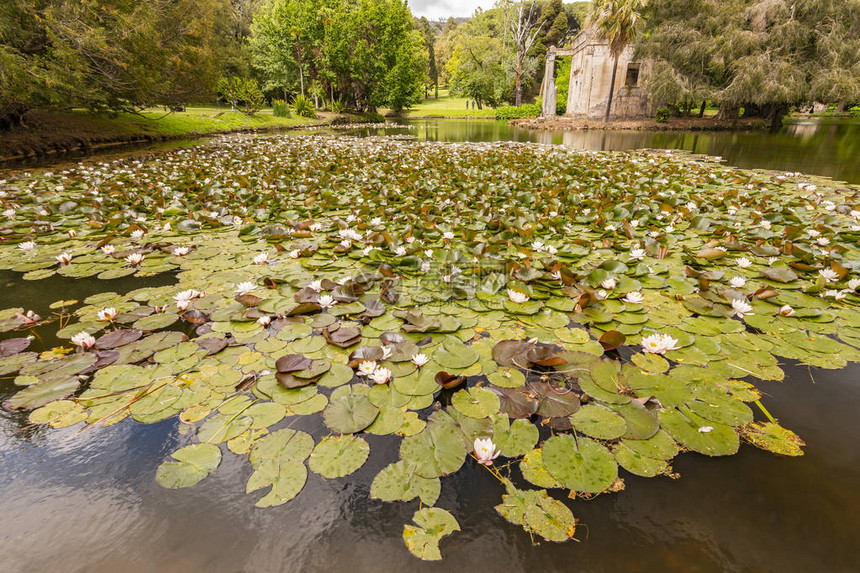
409 0 494 20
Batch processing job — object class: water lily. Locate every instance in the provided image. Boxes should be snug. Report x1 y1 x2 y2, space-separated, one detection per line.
56 252 72 265
97 307 118 321
394 246 407 256
411 353 429 367
307 279 323 292
420 261 431 273
125 253 144 266
71 331 96 349
641 333 679 354
780 304 795 317
252 252 268 265
473 438 500 466
698 426 714 433
288 249 301 258
736 257 752 268
507 289 529 304
823 289 847 301
729 276 746 288
131 229 144 240
308 222 321 232
442 231 455 240
67 229 76 238
819 268 839 282
817 237 830 246
172 246 190 256
532 240 545 251
545 244 558 255
318 294 336 309
629 248 646 260
18 241 35 251
849 278 860 291
624 291 644 304
235 281 257 296
257 316 271 326
369 367 391 385
101 245 115 255
3 208 15 219
357 360 377 376
731 298 754 318
601 278 617 290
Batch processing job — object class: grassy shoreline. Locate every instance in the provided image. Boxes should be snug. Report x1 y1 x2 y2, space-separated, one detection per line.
0 107 326 163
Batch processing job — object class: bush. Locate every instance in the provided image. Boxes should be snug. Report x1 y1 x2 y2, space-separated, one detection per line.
216 77 264 116
331 99 346 114
292 94 317 119
849 105 860 118
272 99 291 117
495 104 541 121
655 107 670 123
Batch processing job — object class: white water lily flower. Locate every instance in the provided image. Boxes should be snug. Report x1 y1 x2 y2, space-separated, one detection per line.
338 228 362 241
67 229 77 238
3 208 15 219
97 307 118 321
732 298 754 318
641 333 679 355
18 241 36 251
473 437 500 466
601 278 617 290
56 252 72 265
532 240 545 251
420 261 431 273
394 246 407 256
850 210 860 220
172 246 189 256
760 220 772 230
357 361 377 376
339 239 352 249
257 316 271 326
780 305 796 317
736 257 752 268
370 217 383 226
629 248 646 260
595 289 608 300
507 289 529 304
318 294 336 309
411 353 429 367
819 268 839 282
252 252 268 265
235 281 256 296
729 276 746 288
768 257 779 265
807 229 821 238
848 278 860 291
369 367 391 385
125 253 144 266
817 237 830 246
307 280 323 292
101 245 115 255
545 245 558 255
698 426 714 433
288 249 301 258
308 222 321 232
131 229 144 240
823 289 847 301
623 291 644 304
71 331 97 349
380 346 393 360
442 231 455 240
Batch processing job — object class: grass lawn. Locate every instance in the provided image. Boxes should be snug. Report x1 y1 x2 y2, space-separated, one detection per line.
403 91 499 118
1 106 322 159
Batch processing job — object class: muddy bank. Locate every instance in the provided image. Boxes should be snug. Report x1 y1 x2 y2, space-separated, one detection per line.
511 116 767 131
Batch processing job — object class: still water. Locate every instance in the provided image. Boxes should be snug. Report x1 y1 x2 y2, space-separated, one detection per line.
1 121 860 573
343 117 860 184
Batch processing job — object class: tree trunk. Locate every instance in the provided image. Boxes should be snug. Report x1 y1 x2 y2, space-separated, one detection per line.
716 102 740 121
296 36 305 97
515 53 523 107
837 100 846 113
698 100 706 118
603 54 619 123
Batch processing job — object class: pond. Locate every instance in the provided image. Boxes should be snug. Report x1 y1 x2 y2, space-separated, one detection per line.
342 117 860 184
1 128 859 573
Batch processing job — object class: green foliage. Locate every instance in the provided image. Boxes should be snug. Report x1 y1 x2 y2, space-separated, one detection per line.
331 99 346 114
272 99 291 117
496 104 541 120
555 56 571 115
217 77 265 116
655 107 670 123
292 94 316 118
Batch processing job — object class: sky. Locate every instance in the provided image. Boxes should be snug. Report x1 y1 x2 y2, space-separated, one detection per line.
409 0 494 20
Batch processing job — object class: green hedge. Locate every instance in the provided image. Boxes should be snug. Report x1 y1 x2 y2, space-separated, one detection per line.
495 104 541 120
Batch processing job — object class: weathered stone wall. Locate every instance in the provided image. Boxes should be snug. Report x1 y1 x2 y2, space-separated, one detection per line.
564 30 651 120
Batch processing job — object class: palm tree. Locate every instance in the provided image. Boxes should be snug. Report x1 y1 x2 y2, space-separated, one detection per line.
589 0 649 123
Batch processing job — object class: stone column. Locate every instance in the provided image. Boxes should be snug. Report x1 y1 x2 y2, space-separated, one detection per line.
541 46 557 118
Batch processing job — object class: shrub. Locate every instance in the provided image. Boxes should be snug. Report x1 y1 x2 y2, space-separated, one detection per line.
216 77 264 116
292 94 317 119
495 103 541 120
849 105 860 118
655 107 670 123
272 99 291 117
331 99 346 114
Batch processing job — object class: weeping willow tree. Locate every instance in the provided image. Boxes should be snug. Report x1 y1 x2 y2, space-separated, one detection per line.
638 0 860 127
588 0 648 123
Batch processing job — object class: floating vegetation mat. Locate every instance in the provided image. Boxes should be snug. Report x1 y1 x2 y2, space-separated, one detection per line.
1 135 859 559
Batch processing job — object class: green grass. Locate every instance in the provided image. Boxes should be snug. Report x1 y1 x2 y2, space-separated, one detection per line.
403 92 499 118
125 106 318 135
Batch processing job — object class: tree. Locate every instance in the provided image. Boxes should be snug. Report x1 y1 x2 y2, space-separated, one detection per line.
499 0 544 107
447 35 509 108
589 0 648 123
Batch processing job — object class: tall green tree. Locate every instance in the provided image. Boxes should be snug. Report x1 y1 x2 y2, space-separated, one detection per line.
588 0 648 123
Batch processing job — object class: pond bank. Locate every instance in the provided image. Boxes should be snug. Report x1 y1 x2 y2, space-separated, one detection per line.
0 108 329 164
512 116 767 131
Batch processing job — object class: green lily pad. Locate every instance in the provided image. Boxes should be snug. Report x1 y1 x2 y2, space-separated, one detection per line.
402 507 460 561
308 435 370 478
542 434 618 493
156 443 222 488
